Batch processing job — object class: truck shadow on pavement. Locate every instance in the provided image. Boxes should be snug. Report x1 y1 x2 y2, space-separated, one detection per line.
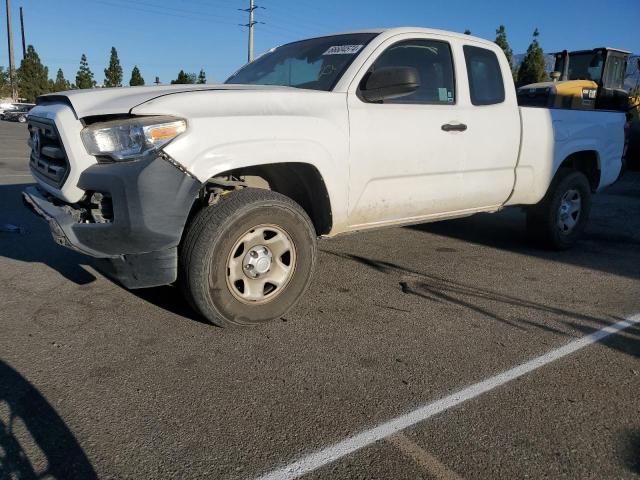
0 183 96 286
326 251 640 360
326 250 639 472
130 285 207 325
409 172 640 281
0 360 97 479
623 429 640 474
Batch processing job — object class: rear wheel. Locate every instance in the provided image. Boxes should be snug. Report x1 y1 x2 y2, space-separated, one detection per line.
179 188 317 327
526 169 592 250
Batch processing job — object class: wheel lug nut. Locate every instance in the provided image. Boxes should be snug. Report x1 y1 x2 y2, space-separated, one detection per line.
250 251 258 258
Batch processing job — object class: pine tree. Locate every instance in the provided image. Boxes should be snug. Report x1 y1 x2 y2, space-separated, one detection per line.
171 70 196 84
104 47 123 87
494 25 514 70
16 45 49 102
197 69 206 84
0 66 11 98
76 54 96 89
464 29 471 35
516 29 548 87
129 65 145 86
52 68 70 92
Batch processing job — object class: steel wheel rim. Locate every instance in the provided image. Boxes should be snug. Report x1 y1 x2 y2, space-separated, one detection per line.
225 224 296 304
557 189 581 234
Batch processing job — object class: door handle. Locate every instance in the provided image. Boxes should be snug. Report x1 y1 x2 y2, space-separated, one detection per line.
441 123 467 132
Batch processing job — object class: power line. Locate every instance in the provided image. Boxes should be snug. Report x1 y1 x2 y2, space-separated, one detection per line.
93 0 240 27
260 3 335 33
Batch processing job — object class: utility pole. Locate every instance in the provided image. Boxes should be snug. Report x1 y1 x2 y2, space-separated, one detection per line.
247 0 254 63
239 0 263 63
5 0 17 100
19 6 25 59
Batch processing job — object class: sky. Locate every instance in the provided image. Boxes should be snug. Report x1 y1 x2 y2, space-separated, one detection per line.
1 0 639 85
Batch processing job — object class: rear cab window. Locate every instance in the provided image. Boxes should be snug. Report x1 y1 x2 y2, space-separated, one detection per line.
463 45 505 105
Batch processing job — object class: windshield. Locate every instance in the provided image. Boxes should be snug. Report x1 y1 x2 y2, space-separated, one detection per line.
225 33 378 91
556 51 606 82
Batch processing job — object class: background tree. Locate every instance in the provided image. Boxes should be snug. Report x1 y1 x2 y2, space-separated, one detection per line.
516 28 548 87
17 45 49 102
0 66 12 98
197 69 206 84
129 65 145 86
464 29 471 35
51 68 71 92
171 70 196 84
76 54 96 89
104 47 123 87
494 25 514 71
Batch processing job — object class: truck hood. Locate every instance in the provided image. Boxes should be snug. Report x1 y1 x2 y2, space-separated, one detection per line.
37 84 294 119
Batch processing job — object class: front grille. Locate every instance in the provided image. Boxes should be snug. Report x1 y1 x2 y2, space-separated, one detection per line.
28 117 70 187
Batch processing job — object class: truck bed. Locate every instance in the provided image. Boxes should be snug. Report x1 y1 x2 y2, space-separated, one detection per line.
507 106 625 206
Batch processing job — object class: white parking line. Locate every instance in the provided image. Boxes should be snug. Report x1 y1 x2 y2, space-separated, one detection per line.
256 314 640 480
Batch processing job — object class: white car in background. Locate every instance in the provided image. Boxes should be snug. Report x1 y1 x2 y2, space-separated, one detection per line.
1 104 35 122
0 102 35 120
0 102 17 115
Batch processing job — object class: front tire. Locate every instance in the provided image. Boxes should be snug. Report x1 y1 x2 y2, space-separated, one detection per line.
526 169 592 250
179 188 317 327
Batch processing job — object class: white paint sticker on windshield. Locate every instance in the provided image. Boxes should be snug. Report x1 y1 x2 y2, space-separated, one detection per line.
323 45 363 55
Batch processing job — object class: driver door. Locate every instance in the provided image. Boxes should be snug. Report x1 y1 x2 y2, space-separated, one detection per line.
346 34 468 229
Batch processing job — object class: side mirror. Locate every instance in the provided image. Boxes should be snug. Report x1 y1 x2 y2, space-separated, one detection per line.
360 66 420 102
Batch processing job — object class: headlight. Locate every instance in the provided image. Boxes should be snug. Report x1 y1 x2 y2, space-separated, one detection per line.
81 116 187 161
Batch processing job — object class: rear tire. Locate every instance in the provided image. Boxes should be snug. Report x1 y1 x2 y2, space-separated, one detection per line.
179 188 317 327
526 169 592 250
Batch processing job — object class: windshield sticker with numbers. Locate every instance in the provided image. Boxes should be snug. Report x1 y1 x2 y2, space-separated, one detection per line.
323 45 364 55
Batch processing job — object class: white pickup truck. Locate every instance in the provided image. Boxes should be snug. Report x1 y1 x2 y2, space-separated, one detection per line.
23 27 625 326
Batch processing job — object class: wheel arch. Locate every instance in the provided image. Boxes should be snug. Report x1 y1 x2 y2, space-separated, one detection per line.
186 162 333 237
556 150 601 192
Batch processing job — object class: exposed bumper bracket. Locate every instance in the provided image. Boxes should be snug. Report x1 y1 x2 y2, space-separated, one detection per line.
22 186 106 257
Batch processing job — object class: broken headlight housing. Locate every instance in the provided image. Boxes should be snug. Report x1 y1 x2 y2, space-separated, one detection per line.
81 116 187 161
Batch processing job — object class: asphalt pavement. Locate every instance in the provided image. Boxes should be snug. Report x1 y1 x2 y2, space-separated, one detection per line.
1 119 639 479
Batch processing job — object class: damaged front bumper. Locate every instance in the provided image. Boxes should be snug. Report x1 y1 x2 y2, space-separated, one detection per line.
22 155 201 288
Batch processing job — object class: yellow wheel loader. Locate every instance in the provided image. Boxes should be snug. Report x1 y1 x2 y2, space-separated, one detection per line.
518 50 640 169
517 47 630 111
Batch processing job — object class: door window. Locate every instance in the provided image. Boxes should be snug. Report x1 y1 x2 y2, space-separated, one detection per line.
365 39 456 104
463 45 505 105
603 55 626 90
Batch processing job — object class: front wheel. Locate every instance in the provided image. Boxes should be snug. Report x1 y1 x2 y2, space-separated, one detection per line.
17 115 27 123
526 170 592 250
179 188 318 327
